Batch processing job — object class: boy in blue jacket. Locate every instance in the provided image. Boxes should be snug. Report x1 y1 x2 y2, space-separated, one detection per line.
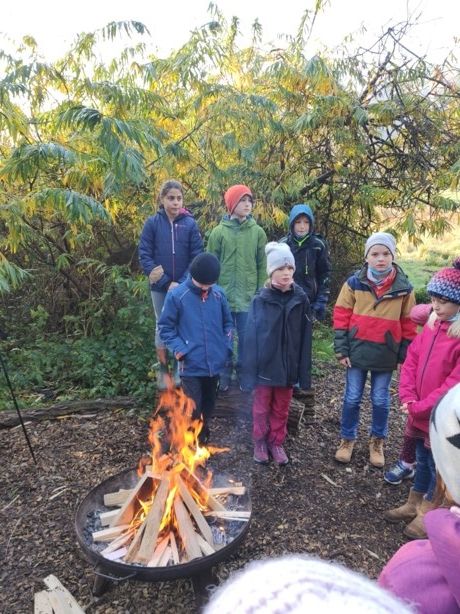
158 253 233 444
281 203 331 321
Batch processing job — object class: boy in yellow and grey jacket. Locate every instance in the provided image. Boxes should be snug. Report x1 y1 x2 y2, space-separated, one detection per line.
333 232 416 468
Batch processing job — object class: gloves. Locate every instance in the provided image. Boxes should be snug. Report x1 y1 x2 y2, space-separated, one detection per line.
312 302 326 321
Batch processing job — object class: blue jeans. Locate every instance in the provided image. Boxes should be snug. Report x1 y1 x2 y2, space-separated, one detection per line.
413 439 436 501
340 368 392 440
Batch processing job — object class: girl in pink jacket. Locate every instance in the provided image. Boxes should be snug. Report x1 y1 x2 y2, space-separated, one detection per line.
384 258 460 539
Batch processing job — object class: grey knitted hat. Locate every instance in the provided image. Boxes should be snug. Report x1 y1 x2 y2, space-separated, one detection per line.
365 232 396 258
266 242 295 276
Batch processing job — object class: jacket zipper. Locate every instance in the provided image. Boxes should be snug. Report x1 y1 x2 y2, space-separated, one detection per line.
171 221 176 281
418 323 442 391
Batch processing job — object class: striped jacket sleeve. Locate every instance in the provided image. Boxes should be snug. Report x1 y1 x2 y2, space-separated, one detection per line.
333 280 355 358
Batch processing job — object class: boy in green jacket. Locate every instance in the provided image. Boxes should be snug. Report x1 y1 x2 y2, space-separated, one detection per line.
207 184 267 391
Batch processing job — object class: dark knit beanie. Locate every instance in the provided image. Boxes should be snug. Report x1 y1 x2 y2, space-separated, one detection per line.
427 257 460 304
190 253 221 285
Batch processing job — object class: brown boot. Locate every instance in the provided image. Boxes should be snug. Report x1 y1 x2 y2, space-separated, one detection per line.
369 436 385 467
335 439 355 464
384 488 424 523
403 498 436 539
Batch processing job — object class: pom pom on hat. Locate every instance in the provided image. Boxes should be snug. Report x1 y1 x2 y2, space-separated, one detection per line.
204 555 412 614
364 232 396 258
427 257 460 305
430 383 460 503
189 253 220 285
265 242 295 276
409 303 432 326
224 185 253 213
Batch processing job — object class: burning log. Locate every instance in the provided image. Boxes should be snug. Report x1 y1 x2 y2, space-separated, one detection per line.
125 476 170 565
109 471 155 527
176 475 214 546
173 495 202 561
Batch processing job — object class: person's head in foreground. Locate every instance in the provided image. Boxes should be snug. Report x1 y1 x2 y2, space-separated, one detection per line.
204 555 413 613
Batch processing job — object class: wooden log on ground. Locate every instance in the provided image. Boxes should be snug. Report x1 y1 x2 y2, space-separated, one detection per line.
0 397 137 428
34 591 53 614
42 575 85 614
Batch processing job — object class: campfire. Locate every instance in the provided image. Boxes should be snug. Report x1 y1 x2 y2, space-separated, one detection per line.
90 386 249 568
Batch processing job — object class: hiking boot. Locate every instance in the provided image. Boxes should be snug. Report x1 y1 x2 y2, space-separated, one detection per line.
253 440 269 464
335 439 355 464
384 460 416 485
268 442 289 465
384 488 424 523
369 436 385 468
403 498 436 539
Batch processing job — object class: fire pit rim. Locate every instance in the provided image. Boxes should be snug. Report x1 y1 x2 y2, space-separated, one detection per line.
75 467 251 582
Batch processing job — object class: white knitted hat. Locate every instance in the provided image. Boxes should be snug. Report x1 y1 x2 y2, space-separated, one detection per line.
204 555 413 613
430 382 460 503
365 232 397 258
266 242 295 276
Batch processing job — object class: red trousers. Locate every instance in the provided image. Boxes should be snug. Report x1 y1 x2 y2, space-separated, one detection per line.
252 385 293 445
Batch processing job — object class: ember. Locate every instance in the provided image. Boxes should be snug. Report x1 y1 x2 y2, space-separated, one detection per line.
90 386 249 568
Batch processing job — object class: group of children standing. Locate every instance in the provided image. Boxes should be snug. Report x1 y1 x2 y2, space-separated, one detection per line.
139 179 329 461
139 180 460 542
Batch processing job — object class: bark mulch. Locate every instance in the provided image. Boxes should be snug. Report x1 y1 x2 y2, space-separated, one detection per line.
0 363 412 613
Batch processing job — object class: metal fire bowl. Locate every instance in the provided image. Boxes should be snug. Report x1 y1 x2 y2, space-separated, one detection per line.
75 467 251 583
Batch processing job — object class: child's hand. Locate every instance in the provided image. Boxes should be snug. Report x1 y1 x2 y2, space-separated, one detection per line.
168 281 179 291
175 351 184 361
339 357 351 368
149 265 164 283
400 402 409 414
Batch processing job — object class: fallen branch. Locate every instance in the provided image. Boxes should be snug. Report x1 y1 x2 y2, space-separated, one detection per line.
0 397 137 428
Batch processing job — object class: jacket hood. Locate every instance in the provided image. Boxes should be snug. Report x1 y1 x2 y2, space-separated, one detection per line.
288 204 314 232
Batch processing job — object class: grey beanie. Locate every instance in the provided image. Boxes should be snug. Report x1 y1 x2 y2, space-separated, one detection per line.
365 232 396 258
265 242 295 276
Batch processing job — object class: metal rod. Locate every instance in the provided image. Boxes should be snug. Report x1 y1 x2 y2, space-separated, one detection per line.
0 350 37 464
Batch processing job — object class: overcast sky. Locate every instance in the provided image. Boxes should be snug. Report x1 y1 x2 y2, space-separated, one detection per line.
1 0 459 62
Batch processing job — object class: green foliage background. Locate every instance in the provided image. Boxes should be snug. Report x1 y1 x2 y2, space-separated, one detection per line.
0 6 459 407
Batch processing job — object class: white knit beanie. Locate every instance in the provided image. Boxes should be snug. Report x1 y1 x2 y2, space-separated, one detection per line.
204 556 413 613
364 232 397 259
430 382 460 503
266 242 295 276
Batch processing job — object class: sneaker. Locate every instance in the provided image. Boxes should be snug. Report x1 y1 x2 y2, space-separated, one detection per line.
369 436 385 468
219 376 230 393
384 460 416 485
268 442 289 465
335 439 355 463
253 440 269 464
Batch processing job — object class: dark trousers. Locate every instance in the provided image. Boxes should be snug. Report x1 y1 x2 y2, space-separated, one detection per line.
181 376 219 428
